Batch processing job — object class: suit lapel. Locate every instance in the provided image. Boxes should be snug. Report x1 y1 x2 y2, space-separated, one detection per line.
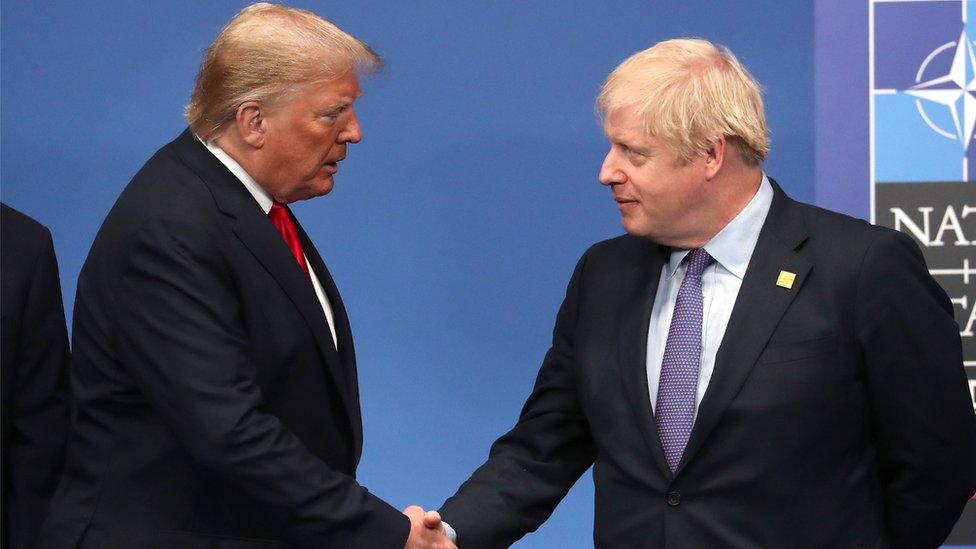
228 210 351 387
617 241 673 478
294 220 364 465
674 183 811 476
169 130 360 451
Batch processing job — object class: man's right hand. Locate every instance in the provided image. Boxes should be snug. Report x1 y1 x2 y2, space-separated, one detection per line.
403 505 456 549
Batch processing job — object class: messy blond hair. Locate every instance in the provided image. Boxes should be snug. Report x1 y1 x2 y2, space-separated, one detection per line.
186 2 381 141
596 38 769 165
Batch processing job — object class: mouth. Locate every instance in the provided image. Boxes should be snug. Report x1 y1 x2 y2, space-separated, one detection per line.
323 155 346 175
614 197 639 215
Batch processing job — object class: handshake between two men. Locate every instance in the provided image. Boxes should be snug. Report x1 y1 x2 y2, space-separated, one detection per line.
403 506 455 549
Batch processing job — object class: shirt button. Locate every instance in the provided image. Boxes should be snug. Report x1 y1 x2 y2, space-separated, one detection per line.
667 491 681 506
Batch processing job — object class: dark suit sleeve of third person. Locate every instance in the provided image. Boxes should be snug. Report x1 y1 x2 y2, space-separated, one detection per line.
1 214 69 549
855 229 976 548
111 216 408 548
439 253 597 549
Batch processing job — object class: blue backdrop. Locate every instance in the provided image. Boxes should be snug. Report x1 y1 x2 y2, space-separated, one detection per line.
1 2 813 546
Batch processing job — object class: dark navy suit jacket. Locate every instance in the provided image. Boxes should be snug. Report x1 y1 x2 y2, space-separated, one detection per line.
440 181 976 548
38 130 409 549
1 204 70 549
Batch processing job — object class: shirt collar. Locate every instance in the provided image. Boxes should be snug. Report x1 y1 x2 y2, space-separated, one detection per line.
198 135 275 214
665 173 774 280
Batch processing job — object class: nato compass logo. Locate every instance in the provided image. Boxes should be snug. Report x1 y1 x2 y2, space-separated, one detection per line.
871 0 976 403
872 0 976 182
907 28 976 171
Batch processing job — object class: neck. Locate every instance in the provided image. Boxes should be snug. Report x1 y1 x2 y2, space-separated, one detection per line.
213 131 257 175
213 131 284 202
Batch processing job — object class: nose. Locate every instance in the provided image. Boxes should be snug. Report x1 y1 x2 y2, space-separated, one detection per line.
599 149 624 186
340 107 362 144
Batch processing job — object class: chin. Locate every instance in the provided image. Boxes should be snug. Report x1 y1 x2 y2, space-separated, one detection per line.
308 180 334 199
620 217 647 236
622 221 665 244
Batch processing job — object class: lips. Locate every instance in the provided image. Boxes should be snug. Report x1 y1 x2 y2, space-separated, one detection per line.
323 156 345 175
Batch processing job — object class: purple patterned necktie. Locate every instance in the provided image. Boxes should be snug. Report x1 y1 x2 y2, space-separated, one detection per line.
656 248 714 472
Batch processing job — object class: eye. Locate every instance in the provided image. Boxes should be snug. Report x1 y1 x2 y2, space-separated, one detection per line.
615 142 640 155
319 106 346 122
623 145 646 160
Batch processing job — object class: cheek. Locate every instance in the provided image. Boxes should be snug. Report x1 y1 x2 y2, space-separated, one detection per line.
675 175 707 203
629 173 660 201
307 135 334 161
269 137 303 166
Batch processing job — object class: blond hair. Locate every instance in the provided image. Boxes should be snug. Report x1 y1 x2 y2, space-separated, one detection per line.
596 38 769 165
186 2 381 141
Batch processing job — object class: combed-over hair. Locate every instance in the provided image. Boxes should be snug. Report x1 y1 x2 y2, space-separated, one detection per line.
185 2 381 141
596 38 770 165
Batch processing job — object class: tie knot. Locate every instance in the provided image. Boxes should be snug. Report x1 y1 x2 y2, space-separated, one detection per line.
685 248 714 278
268 201 287 219
266 201 310 280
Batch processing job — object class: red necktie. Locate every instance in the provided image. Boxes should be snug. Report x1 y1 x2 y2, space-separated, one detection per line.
268 201 310 279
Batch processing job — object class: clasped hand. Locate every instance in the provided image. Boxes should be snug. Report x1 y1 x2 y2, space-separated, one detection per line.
403 505 456 549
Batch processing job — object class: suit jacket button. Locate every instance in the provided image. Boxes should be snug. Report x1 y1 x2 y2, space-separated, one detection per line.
667 491 681 506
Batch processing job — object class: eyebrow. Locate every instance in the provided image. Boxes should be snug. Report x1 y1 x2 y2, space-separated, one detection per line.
322 90 363 111
609 134 646 152
320 98 356 113
341 90 364 103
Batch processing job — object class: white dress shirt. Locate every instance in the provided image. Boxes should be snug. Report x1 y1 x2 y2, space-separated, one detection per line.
200 138 339 350
646 174 773 418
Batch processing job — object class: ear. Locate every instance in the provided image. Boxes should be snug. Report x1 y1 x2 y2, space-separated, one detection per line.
703 136 727 180
234 101 267 148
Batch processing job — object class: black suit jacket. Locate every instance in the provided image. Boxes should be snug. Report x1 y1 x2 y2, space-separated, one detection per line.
0 204 70 549
440 182 976 548
37 130 409 548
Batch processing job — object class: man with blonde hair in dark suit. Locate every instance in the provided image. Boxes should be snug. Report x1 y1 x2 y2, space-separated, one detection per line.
438 38 976 548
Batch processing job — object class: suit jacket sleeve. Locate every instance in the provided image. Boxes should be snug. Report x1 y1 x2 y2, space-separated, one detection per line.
113 217 408 548
5 227 69 549
440 253 596 549
855 230 976 548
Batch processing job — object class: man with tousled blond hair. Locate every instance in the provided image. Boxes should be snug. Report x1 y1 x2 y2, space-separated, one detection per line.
437 38 976 548
38 4 452 548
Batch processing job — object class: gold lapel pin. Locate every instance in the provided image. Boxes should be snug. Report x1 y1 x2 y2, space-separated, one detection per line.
776 270 796 289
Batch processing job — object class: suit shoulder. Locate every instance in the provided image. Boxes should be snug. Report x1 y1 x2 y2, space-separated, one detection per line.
125 138 208 204
1 203 55 275
580 233 657 264
783 199 933 297
790 199 908 251
83 136 232 276
1 203 52 246
0 205 58 320
102 138 223 236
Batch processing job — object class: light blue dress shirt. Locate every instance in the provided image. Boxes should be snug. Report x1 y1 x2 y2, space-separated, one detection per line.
646 174 773 419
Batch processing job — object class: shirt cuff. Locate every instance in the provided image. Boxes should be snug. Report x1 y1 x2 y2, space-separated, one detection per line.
442 520 457 544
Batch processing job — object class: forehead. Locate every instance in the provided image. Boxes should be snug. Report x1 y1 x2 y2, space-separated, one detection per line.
294 72 363 107
603 106 649 143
